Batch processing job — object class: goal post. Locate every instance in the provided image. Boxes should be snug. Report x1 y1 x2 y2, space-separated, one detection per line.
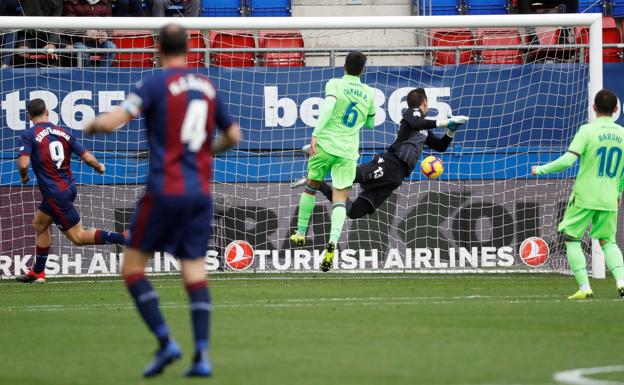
0 14 608 277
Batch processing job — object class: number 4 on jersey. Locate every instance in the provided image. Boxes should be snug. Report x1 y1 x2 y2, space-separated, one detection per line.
181 99 208 152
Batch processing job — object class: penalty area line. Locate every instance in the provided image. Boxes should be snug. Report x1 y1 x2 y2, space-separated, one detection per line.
554 366 624 385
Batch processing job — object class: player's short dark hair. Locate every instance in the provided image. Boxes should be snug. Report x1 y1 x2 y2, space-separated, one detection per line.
344 51 367 76
594 89 618 115
407 88 427 109
27 98 46 118
158 24 188 56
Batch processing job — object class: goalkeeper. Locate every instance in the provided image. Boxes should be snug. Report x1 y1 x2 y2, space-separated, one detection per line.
532 89 624 300
292 88 468 220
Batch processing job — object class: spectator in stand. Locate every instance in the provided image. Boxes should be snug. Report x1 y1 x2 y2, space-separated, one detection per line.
149 0 199 17
63 0 117 67
13 0 65 67
113 0 144 16
0 0 22 68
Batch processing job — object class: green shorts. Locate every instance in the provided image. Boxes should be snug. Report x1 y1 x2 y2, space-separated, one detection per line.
558 199 618 242
307 145 357 190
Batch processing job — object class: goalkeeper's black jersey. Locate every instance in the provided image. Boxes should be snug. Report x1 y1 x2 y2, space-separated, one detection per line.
389 107 452 172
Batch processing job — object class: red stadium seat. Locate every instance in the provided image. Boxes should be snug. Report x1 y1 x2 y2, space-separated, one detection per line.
575 24 622 63
187 30 207 68
431 30 475 65
112 30 155 67
209 30 256 67
477 28 522 64
258 30 304 67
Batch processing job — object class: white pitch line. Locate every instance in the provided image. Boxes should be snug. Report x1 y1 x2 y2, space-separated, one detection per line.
554 365 624 385
0 295 619 313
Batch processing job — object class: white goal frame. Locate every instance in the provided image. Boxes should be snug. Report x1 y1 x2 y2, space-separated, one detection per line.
0 14 605 277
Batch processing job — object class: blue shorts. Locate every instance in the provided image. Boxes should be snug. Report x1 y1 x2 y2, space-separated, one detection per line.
39 186 80 232
127 193 213 260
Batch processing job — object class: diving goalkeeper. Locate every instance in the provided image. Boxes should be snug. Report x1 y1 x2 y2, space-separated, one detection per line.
292 88 468 220
532 89 624 300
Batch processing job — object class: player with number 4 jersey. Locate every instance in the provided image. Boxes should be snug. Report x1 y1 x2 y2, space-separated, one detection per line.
15 99 126 284
290 51 376 272
85 24 241 379
532 89 624 300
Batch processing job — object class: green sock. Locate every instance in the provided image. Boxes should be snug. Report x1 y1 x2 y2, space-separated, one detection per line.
297 188 316 235
329 202 346 244
602 242 624 285
565 241 590 290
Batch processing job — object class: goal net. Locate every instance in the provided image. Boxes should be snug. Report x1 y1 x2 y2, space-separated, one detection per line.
0 15 606 277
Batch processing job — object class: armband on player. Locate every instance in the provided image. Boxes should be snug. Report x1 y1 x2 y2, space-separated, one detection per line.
121 93 143 118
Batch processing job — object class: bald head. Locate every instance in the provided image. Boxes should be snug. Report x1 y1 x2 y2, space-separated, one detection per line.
158 24 188 57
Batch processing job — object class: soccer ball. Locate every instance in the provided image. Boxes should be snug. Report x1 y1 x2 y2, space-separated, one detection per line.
420 156 444 179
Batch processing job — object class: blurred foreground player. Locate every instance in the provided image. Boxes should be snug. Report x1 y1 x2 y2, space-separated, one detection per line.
532 89 624 300
86 24 241 377
16 99 125 284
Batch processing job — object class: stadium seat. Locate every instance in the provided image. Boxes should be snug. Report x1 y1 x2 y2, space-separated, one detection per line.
202 0 242 17
575 22 622 63
477 28 523 64
613 0 624 17
578 0 604 13
112 30 155 67
187 30 207 67
209 30 256 67
465 0 508 15
248 0 291 16
418 0 461 15
431 30 475 65
258 30 304 66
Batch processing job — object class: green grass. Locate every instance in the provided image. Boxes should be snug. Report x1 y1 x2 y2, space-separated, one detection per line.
1 274 623 385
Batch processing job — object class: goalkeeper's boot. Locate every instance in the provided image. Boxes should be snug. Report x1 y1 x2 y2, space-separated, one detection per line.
185 352 212 378
320 241 336 272
16 269 45 284
301 144 311 155
618 286 624 298
290 176 307 189
143 339 182 378
567 289 594 300
290 232 306 247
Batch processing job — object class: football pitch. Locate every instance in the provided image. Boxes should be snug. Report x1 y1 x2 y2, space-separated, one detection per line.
1 274 623 385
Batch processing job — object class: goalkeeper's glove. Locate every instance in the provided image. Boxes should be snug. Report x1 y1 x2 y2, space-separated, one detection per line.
437 115 469 137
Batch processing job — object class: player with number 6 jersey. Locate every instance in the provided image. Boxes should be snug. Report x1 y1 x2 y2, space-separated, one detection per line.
290 51 376 272
15 99 126 284
532 89 624 300
85 24 241 379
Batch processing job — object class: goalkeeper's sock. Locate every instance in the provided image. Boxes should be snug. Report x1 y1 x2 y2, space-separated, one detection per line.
565 241 591 291
94 229 125 245
32 245 50 274
297 184 317 235
329 202 347 244
125 272 170 348
602 242 624 286
185 280 211 361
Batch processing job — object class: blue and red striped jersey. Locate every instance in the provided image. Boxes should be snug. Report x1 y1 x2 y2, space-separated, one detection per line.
123 69 234 196
19 122 87 195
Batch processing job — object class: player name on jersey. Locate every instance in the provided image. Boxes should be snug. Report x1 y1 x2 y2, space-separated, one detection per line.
597 132 623 143
34 126 71 143
168 74 216 98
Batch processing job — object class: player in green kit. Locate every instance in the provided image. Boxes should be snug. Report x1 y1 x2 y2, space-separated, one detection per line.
532 89 624 299
290 51 376 272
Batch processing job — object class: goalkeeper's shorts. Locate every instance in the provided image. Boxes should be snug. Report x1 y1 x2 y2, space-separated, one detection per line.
307 145 357 190
558 198 617 242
